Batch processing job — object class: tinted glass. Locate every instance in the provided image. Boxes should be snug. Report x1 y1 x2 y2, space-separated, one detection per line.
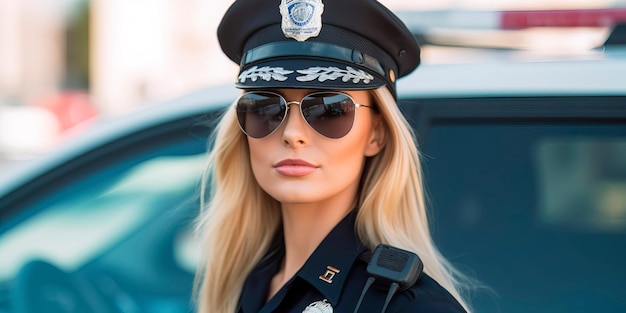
422 123 626 312
0 122 211 312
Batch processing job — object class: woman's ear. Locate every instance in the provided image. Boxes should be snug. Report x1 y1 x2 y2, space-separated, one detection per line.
365 115 387 157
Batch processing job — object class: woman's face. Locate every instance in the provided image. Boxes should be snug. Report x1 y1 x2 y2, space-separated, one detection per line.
246 89 385 207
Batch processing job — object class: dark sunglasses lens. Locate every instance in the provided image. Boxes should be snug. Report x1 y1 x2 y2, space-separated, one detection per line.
236 92 286 138
301 93 356 138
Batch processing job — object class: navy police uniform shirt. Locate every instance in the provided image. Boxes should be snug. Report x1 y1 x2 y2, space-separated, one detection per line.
237 211 467 312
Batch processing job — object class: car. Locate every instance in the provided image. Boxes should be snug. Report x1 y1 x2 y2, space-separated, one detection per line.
1 25 625 313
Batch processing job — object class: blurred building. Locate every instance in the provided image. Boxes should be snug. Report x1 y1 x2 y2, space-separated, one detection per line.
92 0 238 114
0 0 240 158
0 0 235 116
0 0 77 158
0 0 68 106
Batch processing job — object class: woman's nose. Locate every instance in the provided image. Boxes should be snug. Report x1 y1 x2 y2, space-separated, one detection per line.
280 103 310 147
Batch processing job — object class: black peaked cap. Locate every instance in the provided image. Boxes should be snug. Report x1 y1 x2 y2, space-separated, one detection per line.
218 0 420 98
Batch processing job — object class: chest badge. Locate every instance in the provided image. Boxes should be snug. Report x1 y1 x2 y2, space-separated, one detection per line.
302 299 333 313
279 0 324 42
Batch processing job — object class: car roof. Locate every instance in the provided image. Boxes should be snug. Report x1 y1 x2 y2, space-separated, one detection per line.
398 46 626 98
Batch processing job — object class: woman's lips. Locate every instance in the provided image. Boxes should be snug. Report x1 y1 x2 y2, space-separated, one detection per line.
274 159 318 176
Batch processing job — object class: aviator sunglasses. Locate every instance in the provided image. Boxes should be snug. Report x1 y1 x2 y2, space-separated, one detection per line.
235 91 376 139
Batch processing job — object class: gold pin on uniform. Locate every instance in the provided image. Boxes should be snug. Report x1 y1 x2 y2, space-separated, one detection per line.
318 265 340 284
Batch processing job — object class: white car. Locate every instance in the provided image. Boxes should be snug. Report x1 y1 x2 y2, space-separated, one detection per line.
1 23 625 313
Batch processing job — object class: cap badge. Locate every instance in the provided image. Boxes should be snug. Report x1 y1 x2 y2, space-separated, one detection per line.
302 299 333 313
280 0 324 42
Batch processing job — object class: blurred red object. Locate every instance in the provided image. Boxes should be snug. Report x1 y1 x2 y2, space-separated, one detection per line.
501 8 626 29
35 91 99 133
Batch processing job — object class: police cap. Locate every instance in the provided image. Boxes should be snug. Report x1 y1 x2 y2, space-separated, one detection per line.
218 0 420 98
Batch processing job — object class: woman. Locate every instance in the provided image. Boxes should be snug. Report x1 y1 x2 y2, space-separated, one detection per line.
195 0 472 312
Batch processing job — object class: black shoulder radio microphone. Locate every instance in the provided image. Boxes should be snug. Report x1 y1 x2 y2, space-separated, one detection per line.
353 244 423 313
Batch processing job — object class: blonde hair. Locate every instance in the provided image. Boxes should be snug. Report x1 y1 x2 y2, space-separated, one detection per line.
194 87 471 312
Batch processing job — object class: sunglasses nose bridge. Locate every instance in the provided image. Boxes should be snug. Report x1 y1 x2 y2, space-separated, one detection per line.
280 99 316 142
285 100 305 119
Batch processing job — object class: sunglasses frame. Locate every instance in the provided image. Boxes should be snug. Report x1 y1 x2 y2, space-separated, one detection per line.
235 90 376 139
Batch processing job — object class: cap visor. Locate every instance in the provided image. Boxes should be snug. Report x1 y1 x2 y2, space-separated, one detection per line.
236 58 386 91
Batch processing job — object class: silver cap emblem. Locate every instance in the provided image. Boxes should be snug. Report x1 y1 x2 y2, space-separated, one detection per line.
302 299 333 313
280 0 324 42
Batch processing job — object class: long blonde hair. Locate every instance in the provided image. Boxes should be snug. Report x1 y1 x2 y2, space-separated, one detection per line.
194 87 471 312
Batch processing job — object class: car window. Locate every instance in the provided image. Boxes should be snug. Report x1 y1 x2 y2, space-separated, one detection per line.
421 122 626 312
0 154 205 280
536 138 626 231
0 123 210 283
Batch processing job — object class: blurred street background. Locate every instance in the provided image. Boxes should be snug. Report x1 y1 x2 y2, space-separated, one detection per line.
1 0 625 167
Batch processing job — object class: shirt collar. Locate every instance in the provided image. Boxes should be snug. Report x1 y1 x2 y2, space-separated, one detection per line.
239 210 367 311
296 210 367 306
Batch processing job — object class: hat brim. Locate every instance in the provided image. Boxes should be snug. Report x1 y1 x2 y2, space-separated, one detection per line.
235 58 386 91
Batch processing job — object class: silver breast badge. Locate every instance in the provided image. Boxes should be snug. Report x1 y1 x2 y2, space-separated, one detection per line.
302 299 333 313
279 0 324 42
